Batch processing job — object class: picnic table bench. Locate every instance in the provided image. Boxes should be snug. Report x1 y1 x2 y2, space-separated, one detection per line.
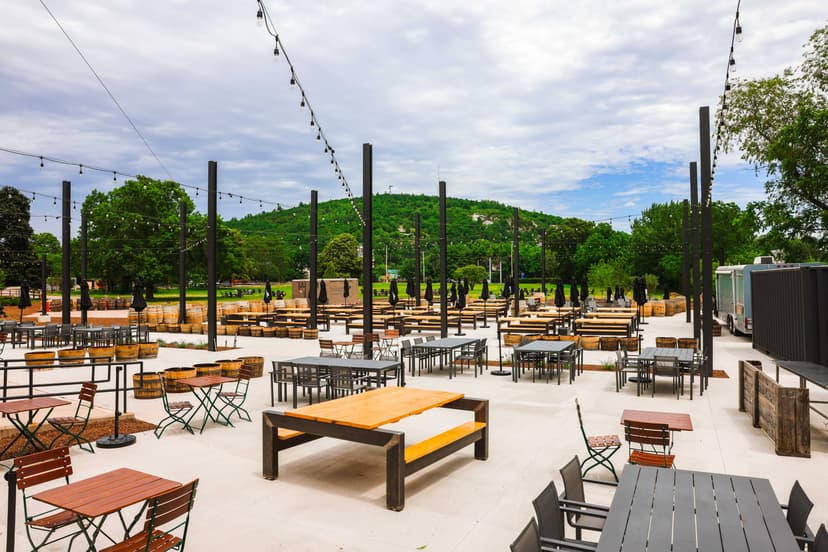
574 317 633 337
402 315 460 334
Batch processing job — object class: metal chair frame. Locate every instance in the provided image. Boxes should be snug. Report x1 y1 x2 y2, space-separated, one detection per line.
575 399 621 482
47 382 97 453
155 377 196 438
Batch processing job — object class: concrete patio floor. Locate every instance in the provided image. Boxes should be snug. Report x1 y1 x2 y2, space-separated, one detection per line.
2 312 827 550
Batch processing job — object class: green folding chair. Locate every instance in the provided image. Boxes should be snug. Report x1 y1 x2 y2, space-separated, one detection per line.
575 398 621 482
47 382 97 453
155 377 196 438
216 365 253 423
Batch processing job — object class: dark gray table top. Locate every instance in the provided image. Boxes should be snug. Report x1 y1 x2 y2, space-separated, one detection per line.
598 465 798 552
514 340 574 353
639 347 694 363
413 337 478 350
777 360 828 389
285 356 399 370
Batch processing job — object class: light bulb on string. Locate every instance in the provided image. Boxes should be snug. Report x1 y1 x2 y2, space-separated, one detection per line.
256 7 263 26
310 118 315 127
113 171 117 181
300 96 305 108
79 164 83 175
290 71 295 85
40 156 44 169
736 23 743 43
273 39 280 59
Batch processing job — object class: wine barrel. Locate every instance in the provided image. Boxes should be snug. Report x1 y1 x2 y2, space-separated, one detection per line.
303 328 318 340
162 306 178 324
138 342 159 359
88 346 115 364
163 367 196 393
288 327 303 339
194 362 221 377
115 344 139 361
599 336 619 351
249 326 263 337
238 326 251 336
217 359 242 378
236 356 264 378
57 348 86 366
262 327 276 338
581 336 601 350
25 350 56 368
133 372 162 399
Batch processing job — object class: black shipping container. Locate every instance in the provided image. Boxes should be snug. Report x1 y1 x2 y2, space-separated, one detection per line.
751 266 828 366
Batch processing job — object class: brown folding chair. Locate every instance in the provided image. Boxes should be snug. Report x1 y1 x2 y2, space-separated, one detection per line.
624 420 675 468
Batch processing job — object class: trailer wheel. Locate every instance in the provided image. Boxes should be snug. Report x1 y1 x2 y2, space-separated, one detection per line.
727 316 735 334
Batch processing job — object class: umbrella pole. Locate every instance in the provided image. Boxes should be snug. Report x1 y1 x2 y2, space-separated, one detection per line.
490 323 511 377
455 307 465 336
481 298 489 328
96 364 136 448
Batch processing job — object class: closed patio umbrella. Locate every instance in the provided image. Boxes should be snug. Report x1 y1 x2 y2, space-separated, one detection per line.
17 280 31 323
454 279 467 336
503 279 512 299
318 280 328 305
580 276 589 303
264 280 273 315
130 277 147 344
424 278 434 308
449 281 457 306
406 277 416 298
389 279 399 314
481 278 490 301
555 280 566 308
79 278 93 326
343 278 350 305
570 280 580 308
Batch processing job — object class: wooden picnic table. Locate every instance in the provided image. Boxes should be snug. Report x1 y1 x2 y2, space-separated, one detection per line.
574 317 633 337
262 386 488 511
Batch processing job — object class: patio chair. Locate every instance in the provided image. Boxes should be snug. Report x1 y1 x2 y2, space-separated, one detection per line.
155 377 196 438
814 524 827 552
99 479 198 552
13 447 85 551
41 323 59 347
652 355 683 399
215 365 253 423
270 361 294 406
575 399 621 482
559 455 610 540
455 339 483 377
783 480 815 550
319 338 338 358
0 330 7 354
328 366 368 398
294 364 328 408
614 351 637 393
47 382 97 453
510 518 541 552
58 323 72 346
677 337 699 351
532 481 599 551
624 420 674 468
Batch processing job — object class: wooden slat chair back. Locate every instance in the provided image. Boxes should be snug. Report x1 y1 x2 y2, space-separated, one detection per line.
100 479 198 552
624 420 675 468
14 447 84 551
318 339 338 357
216 366 254 423
575 398 621 481
655 336 678 348
47 382 97 453
155 377 196 438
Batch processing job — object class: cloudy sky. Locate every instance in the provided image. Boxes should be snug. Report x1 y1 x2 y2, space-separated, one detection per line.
1 1 824 237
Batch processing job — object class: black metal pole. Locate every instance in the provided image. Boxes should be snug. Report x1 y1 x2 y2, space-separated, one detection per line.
700 107 714 379
61 180 71 324
414 213 421 307
309 190 318 330
207 161 218 352
541 228 546 295
682 199 691 323
80 210 87 325
96 363 136 448
512 208 520 317
362 144 374 359
5 469 17 552
690 162 701 342
179 202 187 324
439 181 448 338
41 253 48 315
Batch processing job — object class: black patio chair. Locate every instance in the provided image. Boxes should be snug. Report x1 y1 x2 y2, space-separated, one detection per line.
510 518 540 552
813 524 827 552
783 480 814 550
559 455 610 540
532 481 598 551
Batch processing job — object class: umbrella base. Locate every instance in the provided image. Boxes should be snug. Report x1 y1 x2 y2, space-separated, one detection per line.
96 434 136 449
490 370 512 376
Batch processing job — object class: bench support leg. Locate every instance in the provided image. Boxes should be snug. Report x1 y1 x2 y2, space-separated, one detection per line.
386 434 405 511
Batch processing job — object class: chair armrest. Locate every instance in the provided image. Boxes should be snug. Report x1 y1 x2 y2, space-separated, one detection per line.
557 502 609 519
794 529 815 548
582 477 618 487
540 536 597 552
558 497 610 513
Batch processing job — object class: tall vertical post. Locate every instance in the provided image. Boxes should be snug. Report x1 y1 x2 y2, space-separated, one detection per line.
512 208 520 317
309 190 318 330
80 210 88 326
178 202 187 324
362 144 374 359
414 213 421 307
207 161 217 352
682 200 690 323
61 181 71 325
439 181 448 338
690 162 701 341
699 107 714 377
541 228 546 294
41 254 48 315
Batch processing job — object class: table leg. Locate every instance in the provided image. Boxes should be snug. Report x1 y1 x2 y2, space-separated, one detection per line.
386 433 405 511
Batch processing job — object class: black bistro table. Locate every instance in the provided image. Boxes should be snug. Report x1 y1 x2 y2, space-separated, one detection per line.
412 337 478 378
597 465 799 552
512 340 574 383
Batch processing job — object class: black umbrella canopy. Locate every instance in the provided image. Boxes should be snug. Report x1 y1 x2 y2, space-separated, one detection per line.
481 279 489 300
405 277 416 298
318 280 328 305
503 279 512 299
264 281 273 304
449 281 457 304
343 279 350 298
18 280 32 309
607 287 613 303
79 279 93 311
580 276 589 302
130 278 148 312
389 279 399 306
457 280 467 310
570 280 580 308
519 287 526 300
424 278 434 303
555 280 565 308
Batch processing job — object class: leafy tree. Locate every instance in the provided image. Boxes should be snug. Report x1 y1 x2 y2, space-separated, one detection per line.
32 232 61 281
318 233 361 278
0 186 39 286
722 23 828 258
544 218 595 282
573 223 631 278
452 265 487 289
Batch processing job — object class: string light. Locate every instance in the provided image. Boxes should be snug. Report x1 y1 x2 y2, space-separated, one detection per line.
256 0 364 226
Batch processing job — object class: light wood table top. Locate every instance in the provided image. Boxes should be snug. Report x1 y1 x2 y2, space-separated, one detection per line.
286 386 463 430
0 397 70 414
